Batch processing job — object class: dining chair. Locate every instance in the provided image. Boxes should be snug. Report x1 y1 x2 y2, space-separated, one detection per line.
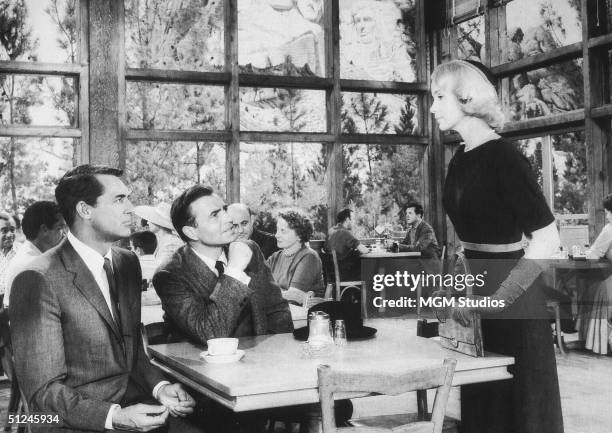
139 321 169 361
317 358 457 433
1 345 31 433
330 250 367 317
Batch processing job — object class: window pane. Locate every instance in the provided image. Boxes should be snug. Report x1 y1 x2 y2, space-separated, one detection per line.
504 0 582 63
240 88 325 132
340 0 416 82
0 0 78 63
126 82 225 130
343 144 424 238
125 141 226 204
0 137 75 212
124 0 224 71
342 93 420 135
515 132 587 215
240 142 328 237
506 59 583 121
0 74 76 126
238 0 326 76
457 15 484 61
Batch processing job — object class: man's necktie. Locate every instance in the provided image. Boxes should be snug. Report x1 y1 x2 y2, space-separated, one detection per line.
103 258 122 331
215 260 225 277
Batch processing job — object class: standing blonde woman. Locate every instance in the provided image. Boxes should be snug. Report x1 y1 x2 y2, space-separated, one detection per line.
431 60 563 433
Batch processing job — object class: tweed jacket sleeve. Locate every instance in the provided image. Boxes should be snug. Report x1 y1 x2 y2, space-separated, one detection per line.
153 247 253 343
10 270 113 431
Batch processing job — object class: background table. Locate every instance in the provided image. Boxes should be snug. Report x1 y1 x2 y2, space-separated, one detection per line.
149 319 513 412
361 252 422 318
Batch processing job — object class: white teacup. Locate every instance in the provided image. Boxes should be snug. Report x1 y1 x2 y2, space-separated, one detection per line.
207 338 239 356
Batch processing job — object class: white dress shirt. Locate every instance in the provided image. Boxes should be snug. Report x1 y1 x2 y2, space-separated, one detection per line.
66 232 168 429
4 240 42 307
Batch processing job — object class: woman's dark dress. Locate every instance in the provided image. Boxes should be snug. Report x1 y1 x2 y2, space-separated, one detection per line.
443 139 563 433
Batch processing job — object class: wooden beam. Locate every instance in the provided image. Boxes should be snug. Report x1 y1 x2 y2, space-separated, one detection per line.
126 129 232 142
339 134 428 145
591 104 612 118
126 68 231 85
88 0 121 167
339 79 428 94
0 127 81 138
326 0 343 228
240 132 334 143
587 33 612 49
499 110 585 136
239 74 332 90
0 61 80 76
225 0 240 203
490 42 583 77
78 0 89 164
583 0 608 240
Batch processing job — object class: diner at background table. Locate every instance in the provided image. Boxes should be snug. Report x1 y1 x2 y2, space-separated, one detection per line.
267 208 325 301
575 193 612 355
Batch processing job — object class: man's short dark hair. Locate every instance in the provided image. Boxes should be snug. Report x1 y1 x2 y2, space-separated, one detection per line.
171 185 214 243
55 165 123 228
130 230 158 255
604 194 612 213
336 208 352 224
405 202 424 217
22 201 62 241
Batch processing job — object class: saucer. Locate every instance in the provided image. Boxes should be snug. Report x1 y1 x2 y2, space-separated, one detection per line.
200 349 245 364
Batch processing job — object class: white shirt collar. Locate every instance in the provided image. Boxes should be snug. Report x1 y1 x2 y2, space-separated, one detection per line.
190 247 227 276
66 231 113 272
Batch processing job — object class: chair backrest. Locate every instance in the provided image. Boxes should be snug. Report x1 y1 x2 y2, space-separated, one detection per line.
331 249 342 293
139 321 169 360
317 358 457 433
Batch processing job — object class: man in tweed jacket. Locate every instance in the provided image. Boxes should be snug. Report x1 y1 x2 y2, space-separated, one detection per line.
153 185 292 344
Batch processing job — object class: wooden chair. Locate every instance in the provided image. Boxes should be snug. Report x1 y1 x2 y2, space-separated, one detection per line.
330 250 367 318
317 359 457 433
139 321 169 361
1 346 31 433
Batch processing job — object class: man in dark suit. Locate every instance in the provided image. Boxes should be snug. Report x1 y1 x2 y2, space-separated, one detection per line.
153 187 292 344
10 165 196 432
227 203 278 260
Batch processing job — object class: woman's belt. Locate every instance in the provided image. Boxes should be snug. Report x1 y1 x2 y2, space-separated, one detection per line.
460 240 523 253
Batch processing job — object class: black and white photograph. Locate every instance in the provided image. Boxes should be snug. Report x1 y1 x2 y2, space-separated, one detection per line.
0 0 611 432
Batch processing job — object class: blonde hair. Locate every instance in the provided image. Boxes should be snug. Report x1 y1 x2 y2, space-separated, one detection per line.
431 60 505 129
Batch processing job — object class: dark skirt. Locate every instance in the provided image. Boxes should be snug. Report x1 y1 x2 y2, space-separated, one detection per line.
460 251 564 433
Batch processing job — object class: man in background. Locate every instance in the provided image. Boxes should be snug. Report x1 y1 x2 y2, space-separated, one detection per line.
130 230 158 282
327 208 369 280
4 201 66 308
227 203 278 259
398 202 440 259
0 212 17 307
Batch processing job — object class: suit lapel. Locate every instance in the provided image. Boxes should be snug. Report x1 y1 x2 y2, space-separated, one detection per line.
59 240 123 342
184 246 219 295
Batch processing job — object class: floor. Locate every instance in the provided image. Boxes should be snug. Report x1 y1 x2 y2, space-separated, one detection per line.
1 326 611 433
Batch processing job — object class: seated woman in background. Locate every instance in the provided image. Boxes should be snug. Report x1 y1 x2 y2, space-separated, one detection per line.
268 209 325 301
580 193 612 355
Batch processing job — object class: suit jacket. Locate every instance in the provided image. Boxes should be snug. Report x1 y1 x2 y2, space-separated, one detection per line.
152 240 292 344
251 229 279 260
9 239 165 433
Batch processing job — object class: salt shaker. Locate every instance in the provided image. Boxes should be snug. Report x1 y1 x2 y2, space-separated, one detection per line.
334 319 347 347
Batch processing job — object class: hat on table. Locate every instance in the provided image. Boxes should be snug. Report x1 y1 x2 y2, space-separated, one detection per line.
293 301 377 341
133 202 173 231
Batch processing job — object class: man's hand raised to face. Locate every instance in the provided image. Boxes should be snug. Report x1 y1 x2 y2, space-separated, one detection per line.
112 403 169 432
227 241 253 272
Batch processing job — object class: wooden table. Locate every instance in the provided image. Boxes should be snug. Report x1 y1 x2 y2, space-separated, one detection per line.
361 252 422 318
149 319 513 413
